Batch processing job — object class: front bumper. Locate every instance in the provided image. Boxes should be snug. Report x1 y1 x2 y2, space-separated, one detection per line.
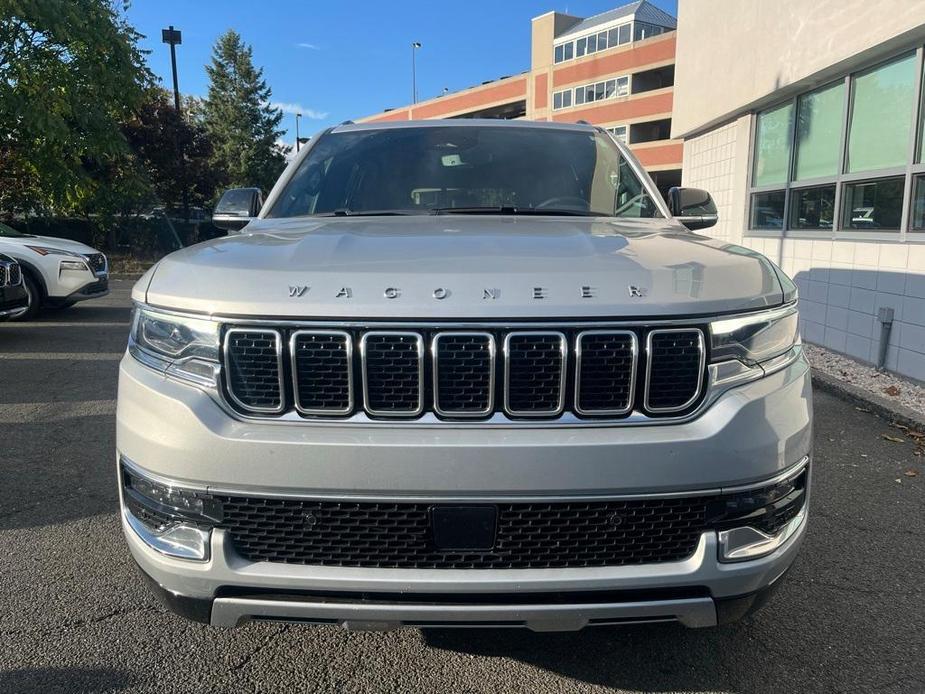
0 284 28 320
117 350 812 630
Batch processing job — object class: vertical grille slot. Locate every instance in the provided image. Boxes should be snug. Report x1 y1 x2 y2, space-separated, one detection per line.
433 332 495 417
361 332 424 417
291 331 353 415
8 263 20 286
504 332 567 416
224 329 284 413
645 329 705 413
575 331 637 415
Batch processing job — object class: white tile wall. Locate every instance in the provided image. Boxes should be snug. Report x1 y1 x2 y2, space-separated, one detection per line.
682 116 925 383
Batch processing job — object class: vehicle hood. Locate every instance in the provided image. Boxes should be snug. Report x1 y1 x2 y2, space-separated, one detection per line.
141 216 785 319
0 234 101 255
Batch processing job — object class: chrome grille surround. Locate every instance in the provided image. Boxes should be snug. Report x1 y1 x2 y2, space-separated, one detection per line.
644 329 706 414
223 328 285 414
574 330 638 416
289 330 354 416
8 262 21 286
503 331 568 417
359 331 425 417
432 332 496 417
216 320 715 424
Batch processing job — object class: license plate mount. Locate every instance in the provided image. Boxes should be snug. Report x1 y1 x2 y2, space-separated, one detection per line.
431 506 498 550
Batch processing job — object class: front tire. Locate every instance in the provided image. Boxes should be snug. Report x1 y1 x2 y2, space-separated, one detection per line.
14 271 42 321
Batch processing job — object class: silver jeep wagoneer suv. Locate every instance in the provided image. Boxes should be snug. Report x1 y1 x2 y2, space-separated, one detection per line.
118 120 811 630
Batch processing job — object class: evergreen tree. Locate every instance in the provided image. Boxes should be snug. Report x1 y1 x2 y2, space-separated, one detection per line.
202 30 288 195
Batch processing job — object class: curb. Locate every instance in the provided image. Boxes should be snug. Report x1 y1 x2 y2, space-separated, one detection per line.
811 369 925 431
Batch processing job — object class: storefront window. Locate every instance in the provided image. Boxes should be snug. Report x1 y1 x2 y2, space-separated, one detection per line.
847 54 916 173
912 176 925 229
750 191 786 230
794 82 844 180
790 185 836 229
842 177 905 230
753 102 793 187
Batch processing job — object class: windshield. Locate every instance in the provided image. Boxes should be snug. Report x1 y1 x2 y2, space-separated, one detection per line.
267 125 662 219
0 222 32 238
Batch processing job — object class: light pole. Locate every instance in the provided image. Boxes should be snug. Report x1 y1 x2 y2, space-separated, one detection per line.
295 112 302 152
411 42 422 104
161 26 189 224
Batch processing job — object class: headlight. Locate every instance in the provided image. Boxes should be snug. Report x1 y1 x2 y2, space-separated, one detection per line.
129 306 219 385
59 259 90 273
710 304 799 367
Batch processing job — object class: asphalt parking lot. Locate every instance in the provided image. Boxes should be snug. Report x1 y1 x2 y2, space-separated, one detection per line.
1 279 924 694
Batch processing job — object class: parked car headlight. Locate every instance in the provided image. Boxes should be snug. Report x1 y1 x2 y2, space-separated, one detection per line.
710 304 799 367
130 306 219 386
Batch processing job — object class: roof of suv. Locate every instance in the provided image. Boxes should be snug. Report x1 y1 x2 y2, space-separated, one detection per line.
332 119 598 134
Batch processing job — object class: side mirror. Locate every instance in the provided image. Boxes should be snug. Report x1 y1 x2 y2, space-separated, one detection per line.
667 187 718 231
212 188 264 232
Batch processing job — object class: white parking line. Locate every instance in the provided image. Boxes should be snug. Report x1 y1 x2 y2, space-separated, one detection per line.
0 352 124 360
0 399 117 423
0 322 130 328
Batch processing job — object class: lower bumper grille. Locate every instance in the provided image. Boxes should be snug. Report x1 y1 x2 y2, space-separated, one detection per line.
211 466 807 569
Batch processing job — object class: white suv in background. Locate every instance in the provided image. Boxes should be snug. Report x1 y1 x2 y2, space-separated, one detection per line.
0 221 109 320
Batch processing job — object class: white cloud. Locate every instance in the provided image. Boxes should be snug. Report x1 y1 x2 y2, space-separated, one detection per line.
270 101 328 120
296 42 320 50
276 139 297 162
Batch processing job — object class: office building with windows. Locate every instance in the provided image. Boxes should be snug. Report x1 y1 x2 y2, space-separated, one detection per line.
358 1 682 195
673 0 925 381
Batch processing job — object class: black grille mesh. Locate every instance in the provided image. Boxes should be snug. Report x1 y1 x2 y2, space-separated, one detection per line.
84 253 106 273
505 333 565 414
363 334 422 413
293 332 351 413
7 263 20 286
646 330 704 411
217 496 709 569
435 334 493 415
576 332 635 413
226 331 282 410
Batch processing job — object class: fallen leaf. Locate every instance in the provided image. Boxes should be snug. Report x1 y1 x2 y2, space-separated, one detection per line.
892 423 909 431
856 407 871 413
907 431 925 439
881 434 905 443
904 469 918 477
883 385 902 397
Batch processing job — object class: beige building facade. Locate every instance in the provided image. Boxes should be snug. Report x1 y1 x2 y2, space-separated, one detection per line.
673 0 925 382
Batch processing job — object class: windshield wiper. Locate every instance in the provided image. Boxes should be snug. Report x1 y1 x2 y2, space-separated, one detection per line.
430 206 596 216
312 208 429 217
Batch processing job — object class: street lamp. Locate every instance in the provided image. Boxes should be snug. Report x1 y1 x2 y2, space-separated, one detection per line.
411 42 422 104
161 25 188 223
295 112 302 152
161 26 182 112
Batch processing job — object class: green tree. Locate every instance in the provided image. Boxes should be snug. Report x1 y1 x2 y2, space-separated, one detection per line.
124 89 222 212
0 0 152 218
202 30 288 195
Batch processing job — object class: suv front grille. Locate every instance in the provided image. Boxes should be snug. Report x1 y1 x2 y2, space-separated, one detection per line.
211 464 807 569
221 324 707 421
217 496 707 569
83 253 106 274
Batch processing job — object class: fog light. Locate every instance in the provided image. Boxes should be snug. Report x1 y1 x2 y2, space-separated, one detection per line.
718 506 806 562
123 507 211 561
121 459 222 561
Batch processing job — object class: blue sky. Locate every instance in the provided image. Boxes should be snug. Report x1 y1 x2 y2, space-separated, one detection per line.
127 0 677 145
